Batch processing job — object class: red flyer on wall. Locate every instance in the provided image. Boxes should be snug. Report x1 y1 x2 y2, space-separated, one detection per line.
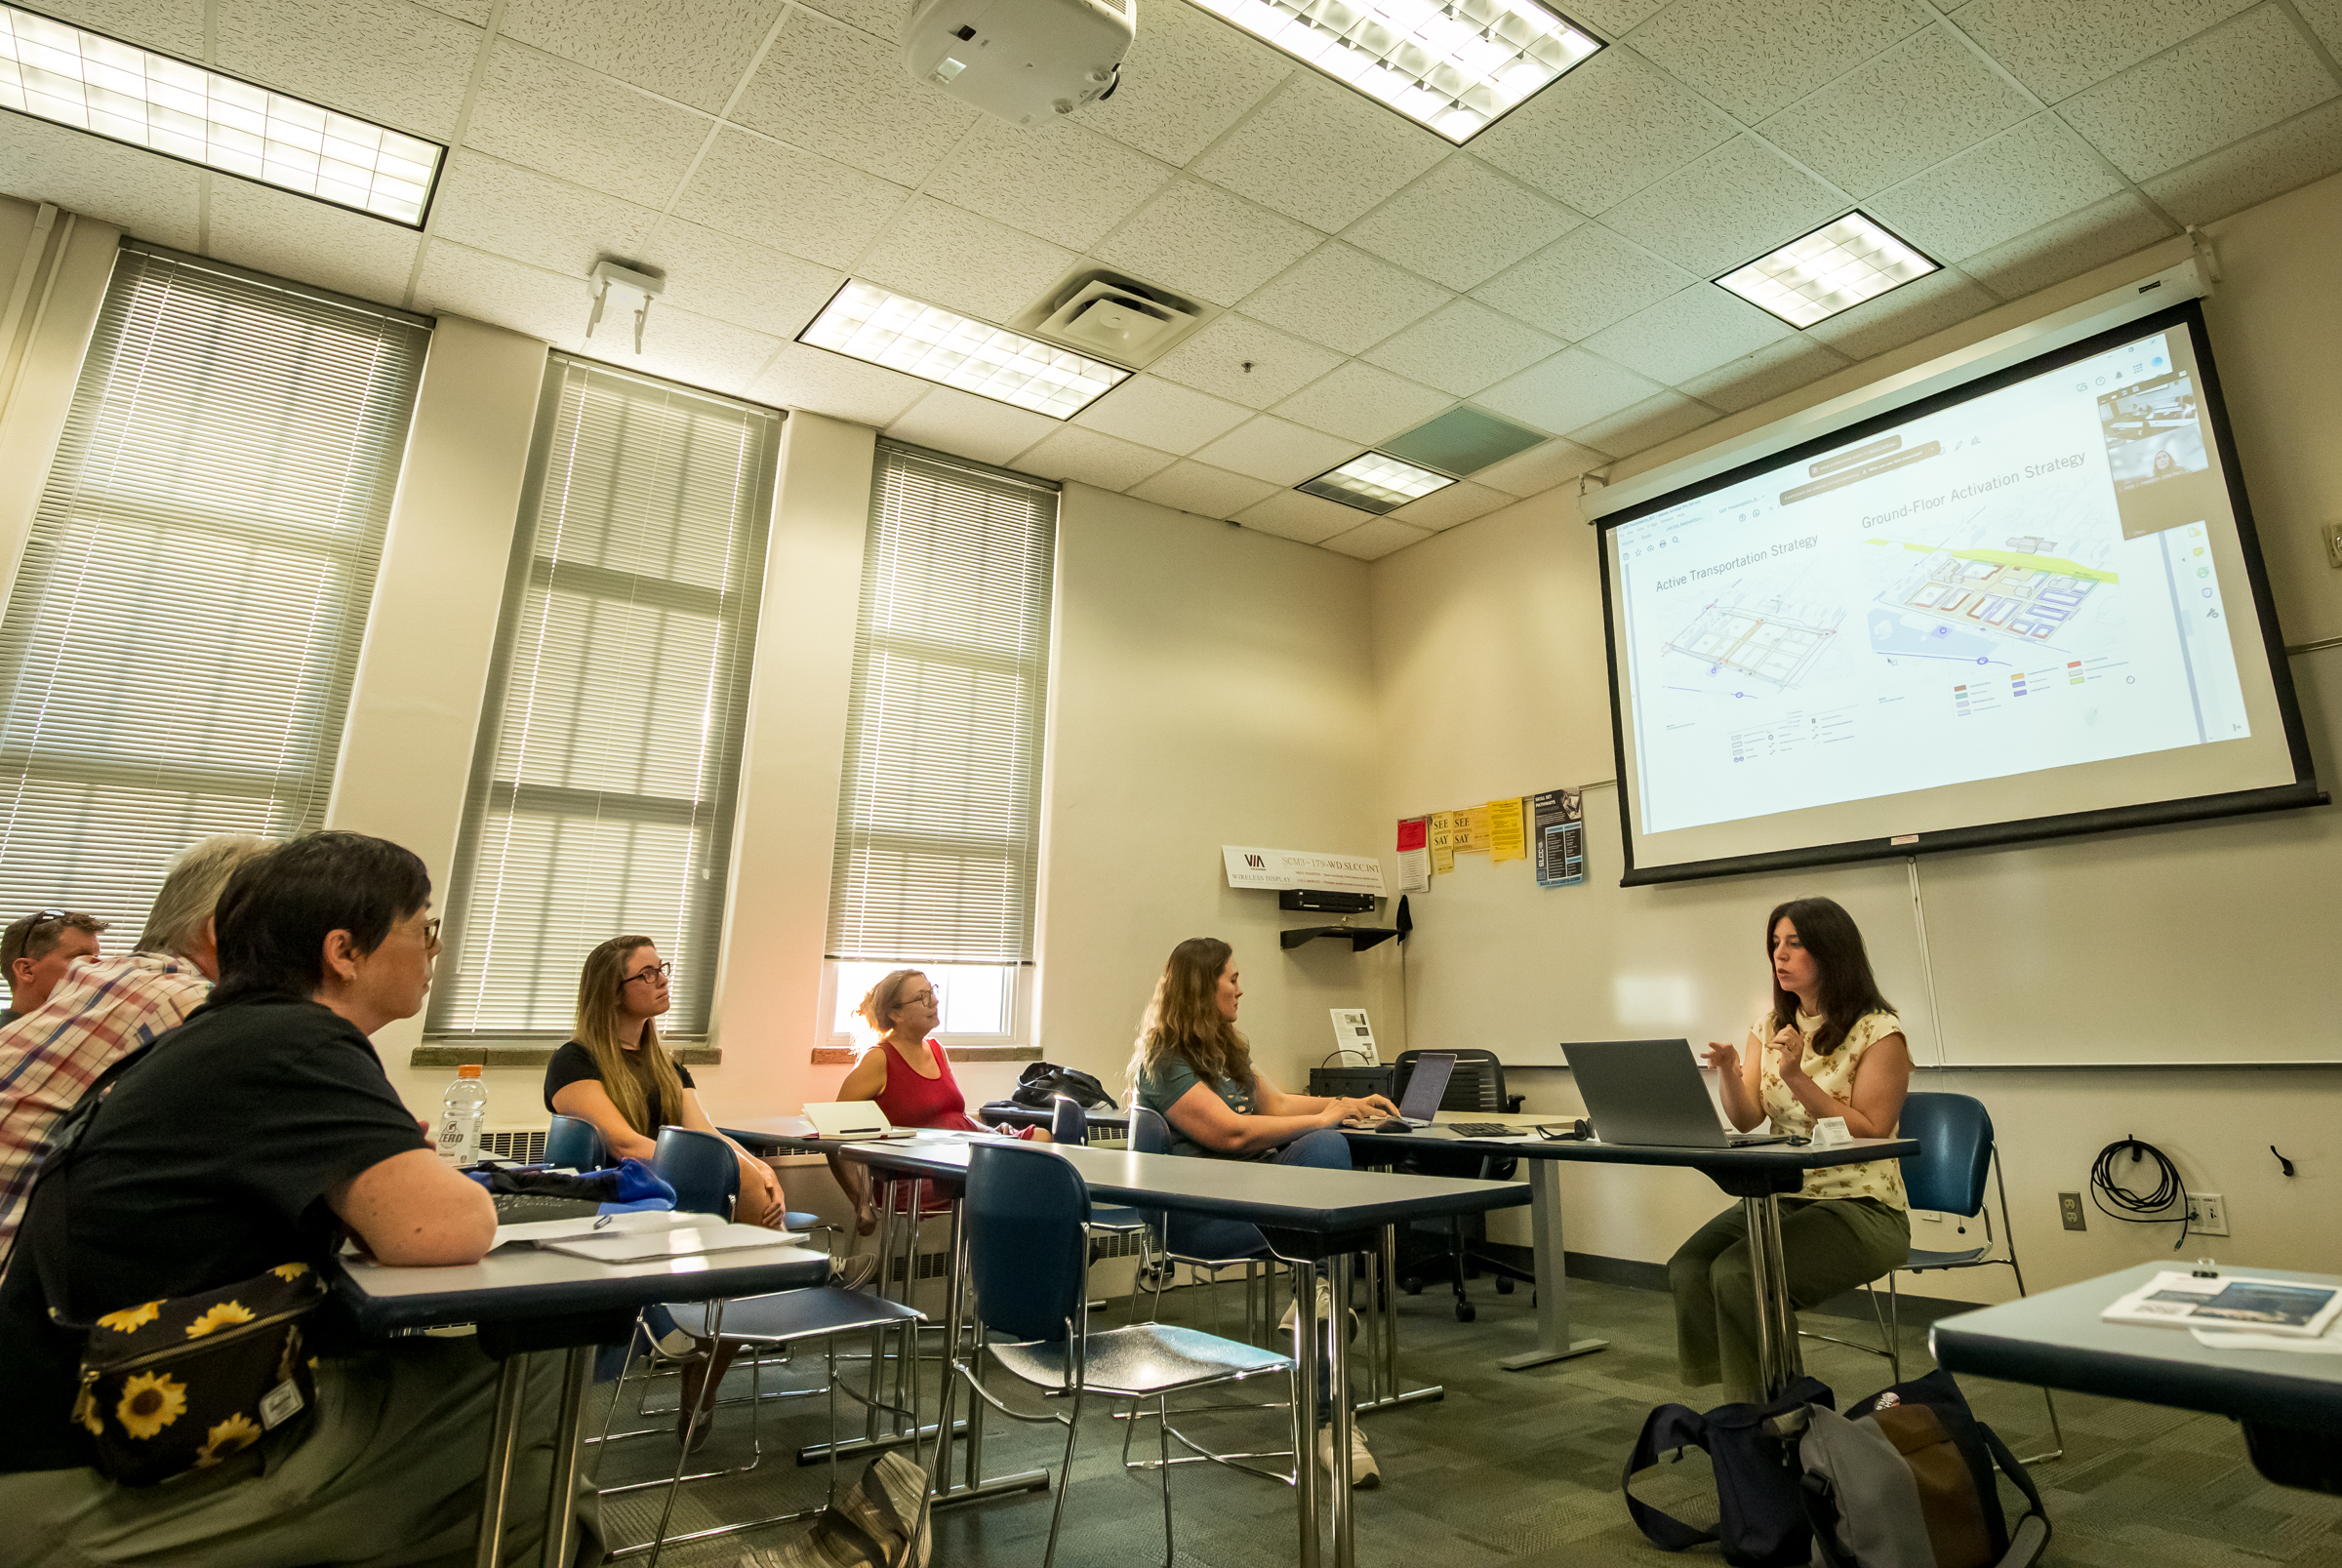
1395 817 1430 894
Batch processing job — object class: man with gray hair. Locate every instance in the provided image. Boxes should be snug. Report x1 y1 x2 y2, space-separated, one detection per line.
0 834 272 1252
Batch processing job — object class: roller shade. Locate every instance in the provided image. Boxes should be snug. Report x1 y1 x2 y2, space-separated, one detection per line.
0 243 426 930
426 355 778 1039
827 442 1057 965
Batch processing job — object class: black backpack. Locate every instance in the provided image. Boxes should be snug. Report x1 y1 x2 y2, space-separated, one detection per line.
1007 1062 1118 1111
1799 1368 2050 1568
1625 1376 1833 1567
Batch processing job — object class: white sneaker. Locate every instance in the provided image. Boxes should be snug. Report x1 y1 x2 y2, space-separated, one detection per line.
1278 1278 1360 1343
1315 1423 1380 1489
830 1253 879 1292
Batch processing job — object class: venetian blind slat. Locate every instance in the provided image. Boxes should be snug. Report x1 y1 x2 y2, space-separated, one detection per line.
0 244 426 930
826 442 1057 967
425 355 777 1039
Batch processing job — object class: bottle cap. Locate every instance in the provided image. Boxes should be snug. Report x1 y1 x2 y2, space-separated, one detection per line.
458 1064 484 1078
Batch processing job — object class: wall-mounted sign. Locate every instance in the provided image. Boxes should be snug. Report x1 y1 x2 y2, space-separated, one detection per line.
1221 845 1388 897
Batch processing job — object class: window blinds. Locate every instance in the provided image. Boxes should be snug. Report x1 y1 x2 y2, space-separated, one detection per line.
827 442 1057 966
0 244 425 933
427 356 777 1039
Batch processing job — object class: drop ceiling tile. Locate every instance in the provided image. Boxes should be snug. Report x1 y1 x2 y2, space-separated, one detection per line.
1474 435 1606 497
2061 6 2335 181
1192 74 1449 234
463 42 710 208
1630 0 1930 124
414 241 587 345
1344 155 1585 293
1475 346 1669 435
0 110 202 250
1958 192 2175 302
1014 424 1178 491
748 342 930 425
797 0 903 39
670 127 909 271
2302 0 2342 56
206 178 422 303
214 0 480 141
32 0 203 55
1471 222 1695 341
1602 135 1849 278
1582 284 1794 384
1362 299 1564 398
1948 0 2257 102
1569 389 1719 459
499 0 785 112
855 197 1076 324
1238 242 1453 355
1389 479 1510 531
1126 460 1279 520
2144 96 2342 225
419 0 490 18
1093 180 1322 307
1760 26 2037 198
1469 47 1740 217
1676 336 1853 415
1271 361 1455 445
1867 113 2125 261
1319 516 1433 560
1071 374 1253 454
885 386 1063 466
1803 266 1999 358
934 120 1174 252
1191 415 1360 487
640 219 840 340
1232 488 1360 544
1147 315 1344 410
729 9 978 183
1073 0 1292 166
428 151 658 277
629 304 784 398
1568 0 1671 31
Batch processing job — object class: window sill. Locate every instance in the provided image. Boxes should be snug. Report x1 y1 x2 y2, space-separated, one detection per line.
412 1043 724 1069
810 1044 1040 1065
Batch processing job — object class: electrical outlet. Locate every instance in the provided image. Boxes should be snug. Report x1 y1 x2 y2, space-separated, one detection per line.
2187 1191 2229 1236
2058 1192 2087 1231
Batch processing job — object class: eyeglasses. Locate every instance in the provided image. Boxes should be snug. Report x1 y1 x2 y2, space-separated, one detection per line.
423 916 441 951
20 908 67 932
623 961 674 988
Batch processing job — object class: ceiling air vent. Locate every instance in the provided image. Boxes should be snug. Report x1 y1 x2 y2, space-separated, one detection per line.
1012 268 1212 368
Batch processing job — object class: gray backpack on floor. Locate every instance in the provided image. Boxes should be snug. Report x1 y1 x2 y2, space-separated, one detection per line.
1797 1370 2049 1568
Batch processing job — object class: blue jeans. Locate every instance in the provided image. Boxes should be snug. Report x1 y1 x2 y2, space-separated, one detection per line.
1159 1128 1352 1426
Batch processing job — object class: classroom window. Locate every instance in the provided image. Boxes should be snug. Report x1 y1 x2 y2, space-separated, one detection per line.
426 356 778 1041
824 443 1057 1042
0 244 425 926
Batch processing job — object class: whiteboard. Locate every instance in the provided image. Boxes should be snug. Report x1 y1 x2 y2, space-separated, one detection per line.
1398 645 2340 1070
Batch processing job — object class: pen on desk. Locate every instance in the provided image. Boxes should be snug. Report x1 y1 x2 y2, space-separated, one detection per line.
592 1213 613 1230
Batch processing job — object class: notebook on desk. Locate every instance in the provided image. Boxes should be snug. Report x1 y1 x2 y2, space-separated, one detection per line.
802 1101 918 1140
1561 1038 1792 1149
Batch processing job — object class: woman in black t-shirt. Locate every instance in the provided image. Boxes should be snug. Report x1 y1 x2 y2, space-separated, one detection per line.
544 935 790 1227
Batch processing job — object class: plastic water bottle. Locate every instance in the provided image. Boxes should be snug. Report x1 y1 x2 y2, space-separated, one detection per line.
435 1064 488 1167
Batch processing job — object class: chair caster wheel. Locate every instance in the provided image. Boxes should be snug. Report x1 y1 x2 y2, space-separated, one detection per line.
1402 1277 1423 1295
1495 1278 1514 1295
1455 1302 1475 1322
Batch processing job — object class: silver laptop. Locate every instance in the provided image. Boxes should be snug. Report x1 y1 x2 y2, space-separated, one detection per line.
802 1101 916 1141
1355 1052 1456 1133
1560 1039 1791 1148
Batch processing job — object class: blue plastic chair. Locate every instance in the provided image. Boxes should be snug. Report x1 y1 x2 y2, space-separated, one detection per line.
1053 1095 1147 1241
925 1141 1293 1568
653 1126 740 1216
544 1113 607 1170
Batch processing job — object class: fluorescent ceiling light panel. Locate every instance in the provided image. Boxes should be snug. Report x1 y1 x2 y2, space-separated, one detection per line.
1716 213 1938 330
1188 0 1599 143
0 4 440 225
1299 450 1455 514
801 280 1130 419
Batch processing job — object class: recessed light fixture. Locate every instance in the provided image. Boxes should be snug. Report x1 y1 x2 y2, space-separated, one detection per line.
1299 451 1456 514
801 280 1131 420
1716 213 1938 329
0 4 442 225
1187 0 1600 143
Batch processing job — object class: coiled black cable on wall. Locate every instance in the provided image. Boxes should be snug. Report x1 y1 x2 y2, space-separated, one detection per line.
2090 1135 2191 1250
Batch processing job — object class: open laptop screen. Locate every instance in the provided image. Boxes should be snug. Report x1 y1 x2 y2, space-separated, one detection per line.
1396 1053 1456 1120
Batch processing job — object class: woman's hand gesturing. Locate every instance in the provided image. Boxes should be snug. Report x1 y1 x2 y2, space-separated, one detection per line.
1698 1039 1741 1075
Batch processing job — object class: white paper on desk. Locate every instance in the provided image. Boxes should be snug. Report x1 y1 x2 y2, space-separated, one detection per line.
2103 1270 2342 1336
2190 1325 2342 1354
492 1210 717 1250
544 1223 806 1265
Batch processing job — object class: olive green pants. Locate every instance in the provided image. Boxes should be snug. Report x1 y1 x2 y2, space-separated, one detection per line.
1669 1196 1911 1405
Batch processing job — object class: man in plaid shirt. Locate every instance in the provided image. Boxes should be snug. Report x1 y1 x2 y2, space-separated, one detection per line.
0 835 273 1252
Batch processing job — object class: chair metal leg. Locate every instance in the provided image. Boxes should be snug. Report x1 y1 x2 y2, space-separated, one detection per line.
1873 1277 1901 1383
1041 1385 1085 1568
1156 1393 1174 1568
644 1299 724 1568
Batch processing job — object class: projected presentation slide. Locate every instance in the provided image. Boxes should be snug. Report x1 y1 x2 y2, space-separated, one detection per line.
1611 323 2253 840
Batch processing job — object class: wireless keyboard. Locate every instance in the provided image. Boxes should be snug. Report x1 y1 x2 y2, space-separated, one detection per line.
1446 1121 1519 1138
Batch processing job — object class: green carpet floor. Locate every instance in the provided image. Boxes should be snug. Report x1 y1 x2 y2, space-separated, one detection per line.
586 1273 2342 1567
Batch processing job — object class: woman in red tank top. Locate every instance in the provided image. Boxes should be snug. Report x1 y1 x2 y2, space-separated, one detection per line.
826 968 1046 1232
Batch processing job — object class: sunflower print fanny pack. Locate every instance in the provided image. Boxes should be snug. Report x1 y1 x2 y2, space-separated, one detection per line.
63 1262 325 1486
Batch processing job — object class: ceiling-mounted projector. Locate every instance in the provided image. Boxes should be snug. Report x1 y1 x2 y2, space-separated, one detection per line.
901 0 1134 127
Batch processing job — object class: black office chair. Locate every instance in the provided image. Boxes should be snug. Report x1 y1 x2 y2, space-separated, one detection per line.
1389 1048 1535 1322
